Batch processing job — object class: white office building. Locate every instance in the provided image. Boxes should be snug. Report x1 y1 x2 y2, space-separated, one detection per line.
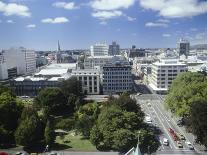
72 69 100 95
0 53 8 80
1 47 36 76
149 58 187 94
90 43 108 56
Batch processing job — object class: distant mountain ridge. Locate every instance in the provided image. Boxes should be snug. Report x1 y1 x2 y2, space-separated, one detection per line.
191 44 207 49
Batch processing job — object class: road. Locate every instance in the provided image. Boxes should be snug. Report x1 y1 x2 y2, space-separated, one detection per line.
134 93 206 155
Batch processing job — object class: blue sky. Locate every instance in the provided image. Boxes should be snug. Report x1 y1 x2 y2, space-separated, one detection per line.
0 0 207 50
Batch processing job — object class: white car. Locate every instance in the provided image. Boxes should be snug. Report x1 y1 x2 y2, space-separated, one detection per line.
145 116 152 124
186 141 194 150
163 138 169 146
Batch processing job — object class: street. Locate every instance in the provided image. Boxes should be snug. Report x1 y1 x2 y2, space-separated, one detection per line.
134 93 206 155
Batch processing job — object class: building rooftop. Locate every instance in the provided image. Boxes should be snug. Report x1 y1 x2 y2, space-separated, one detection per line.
46 63 77 69
35 68 69 76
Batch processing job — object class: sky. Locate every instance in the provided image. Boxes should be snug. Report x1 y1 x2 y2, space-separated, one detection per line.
0 0 207 50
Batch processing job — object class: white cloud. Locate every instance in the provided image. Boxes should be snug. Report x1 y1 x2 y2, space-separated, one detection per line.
139 0 207 18
26 24 36 28
41 17 69 24
92 10 123 20
162 33 171 37
191 32 207 44
7 19 14 23
145 22 168 27
52 2 78 10
91 0 135 10
0 1 31 17
132 33 137 36
127 16 136 21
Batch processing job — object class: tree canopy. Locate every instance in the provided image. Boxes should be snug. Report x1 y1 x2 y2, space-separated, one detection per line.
165 72 207 116
0 92 23 144
34 87 68 116
90 94 159 153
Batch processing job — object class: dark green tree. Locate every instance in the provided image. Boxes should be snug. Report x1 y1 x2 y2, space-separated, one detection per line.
0 92 23 144
90 105 145 152
60 77 82 97
75 102 100 138
44 119 55 146
188 102 207 147
15 107 42 147
34 88 68 116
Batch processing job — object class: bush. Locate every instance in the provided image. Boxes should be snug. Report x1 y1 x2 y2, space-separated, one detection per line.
55 118 75 131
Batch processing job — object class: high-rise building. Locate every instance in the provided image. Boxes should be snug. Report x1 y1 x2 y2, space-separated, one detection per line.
177 39 190 56
102 61 132 94
149 58 187 94
109 41 120 56
90 43 108 56
0 53 8 80
1 47 36 76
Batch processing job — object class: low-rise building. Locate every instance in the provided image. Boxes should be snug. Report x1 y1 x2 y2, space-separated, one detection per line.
84 55 126 69
72 69 100 95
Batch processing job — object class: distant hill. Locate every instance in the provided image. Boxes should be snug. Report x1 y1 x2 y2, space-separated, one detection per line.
191 44 207 49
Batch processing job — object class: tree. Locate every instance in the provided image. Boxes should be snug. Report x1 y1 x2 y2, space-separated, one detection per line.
34 88 68 117
0 92 23 144
15 107 42 147
75 102 100 138
90 105 144 152
44 119 55 146
165 72 207 116
138 129 160 154
60 77 82 97
188 102 207 148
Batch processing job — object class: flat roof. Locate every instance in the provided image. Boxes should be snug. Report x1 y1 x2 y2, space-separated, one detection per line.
35 68 68 76
46 63 77 69
149 83 168 91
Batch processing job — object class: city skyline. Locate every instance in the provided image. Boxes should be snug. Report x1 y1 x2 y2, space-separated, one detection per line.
0 0 207 50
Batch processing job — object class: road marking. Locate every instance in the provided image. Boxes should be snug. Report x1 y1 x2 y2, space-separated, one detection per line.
151 106 177 149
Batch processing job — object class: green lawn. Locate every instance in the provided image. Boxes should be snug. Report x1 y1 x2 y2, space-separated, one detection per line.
55 131 97 151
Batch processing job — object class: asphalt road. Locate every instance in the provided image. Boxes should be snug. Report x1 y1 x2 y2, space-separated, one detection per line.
134 93 206 155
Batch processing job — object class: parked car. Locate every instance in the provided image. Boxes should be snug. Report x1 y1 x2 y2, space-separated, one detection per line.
178 134 186 140
186 141 194 150
0 152 9 155
177 141 183 148
163 138 169 146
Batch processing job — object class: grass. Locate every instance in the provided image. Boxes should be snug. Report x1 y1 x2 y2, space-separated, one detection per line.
55 131 97 151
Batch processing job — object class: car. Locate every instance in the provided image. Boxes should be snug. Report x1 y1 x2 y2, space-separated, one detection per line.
172 134 178 141
15 152 27 155
0 152 9 155
163 138 169 146
168 128 174 134
178 134 186 140
147 102 151 107
177 141 183 148
186 141 194 150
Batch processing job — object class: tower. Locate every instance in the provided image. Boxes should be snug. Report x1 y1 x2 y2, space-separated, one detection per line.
56 40 61 63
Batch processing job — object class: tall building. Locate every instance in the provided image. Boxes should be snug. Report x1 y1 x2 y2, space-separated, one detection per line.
102 61 132 94
90 43 108 56
149 58 187 94
0 53 8 80
0 47 36 77
177 39 190 56
109 41 120 56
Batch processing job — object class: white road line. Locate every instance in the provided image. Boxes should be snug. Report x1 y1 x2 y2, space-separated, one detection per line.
151 106 177 149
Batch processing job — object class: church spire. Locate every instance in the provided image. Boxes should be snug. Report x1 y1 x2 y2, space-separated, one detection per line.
58 40 61 52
